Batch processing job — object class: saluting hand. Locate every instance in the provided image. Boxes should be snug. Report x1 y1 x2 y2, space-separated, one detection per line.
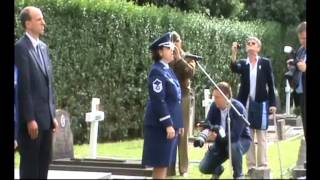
173 47 182 60
27 120 38 140
189 59 196 67
166 126 176 139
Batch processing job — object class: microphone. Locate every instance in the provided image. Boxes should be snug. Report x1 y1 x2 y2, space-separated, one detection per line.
184 53 204 61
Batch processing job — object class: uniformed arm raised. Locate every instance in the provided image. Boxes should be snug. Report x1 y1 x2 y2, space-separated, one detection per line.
172 58 196 79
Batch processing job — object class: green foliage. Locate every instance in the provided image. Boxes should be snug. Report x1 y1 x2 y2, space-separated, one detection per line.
130 0 245 18
241 0 306 25
15 0 295 143
130 0 306 25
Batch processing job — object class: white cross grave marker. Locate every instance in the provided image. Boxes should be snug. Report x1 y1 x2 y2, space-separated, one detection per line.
202 89 214 118
85 98 104 159
285 80 291 115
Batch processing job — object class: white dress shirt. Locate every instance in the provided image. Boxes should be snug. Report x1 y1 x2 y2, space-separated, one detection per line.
246 56 260 108
220 107 228 130
25 32 40 49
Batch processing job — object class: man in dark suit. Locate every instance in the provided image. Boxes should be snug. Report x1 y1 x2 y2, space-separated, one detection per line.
194 82 252 179
287 21 307 141
15 6 58 179
230 37 277 175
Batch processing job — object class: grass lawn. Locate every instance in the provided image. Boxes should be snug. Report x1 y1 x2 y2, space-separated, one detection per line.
14 135 302 179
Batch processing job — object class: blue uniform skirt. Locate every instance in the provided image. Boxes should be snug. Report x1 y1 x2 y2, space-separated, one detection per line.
142 126 178 167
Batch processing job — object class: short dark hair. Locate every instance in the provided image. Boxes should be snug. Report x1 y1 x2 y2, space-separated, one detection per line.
213 81 232 99
20 7 34 29
151 47 166 62
296 21 306 34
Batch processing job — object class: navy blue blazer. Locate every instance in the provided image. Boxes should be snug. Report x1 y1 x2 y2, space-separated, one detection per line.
230 57 276 107
15 34 56 130
144 61 183 129
295 46 306 93
205 99 252 143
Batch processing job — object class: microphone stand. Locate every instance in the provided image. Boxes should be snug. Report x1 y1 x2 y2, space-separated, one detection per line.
196 61 250 126
227 109 233 174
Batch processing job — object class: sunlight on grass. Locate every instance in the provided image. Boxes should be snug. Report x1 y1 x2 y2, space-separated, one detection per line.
14 136 302 179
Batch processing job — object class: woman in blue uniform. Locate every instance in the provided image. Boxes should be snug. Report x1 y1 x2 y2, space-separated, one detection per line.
142 32 184 179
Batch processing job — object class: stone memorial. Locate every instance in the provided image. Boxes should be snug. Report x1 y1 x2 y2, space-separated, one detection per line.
52 109 74 160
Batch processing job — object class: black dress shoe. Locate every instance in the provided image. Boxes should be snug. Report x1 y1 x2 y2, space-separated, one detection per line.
246 168 254 177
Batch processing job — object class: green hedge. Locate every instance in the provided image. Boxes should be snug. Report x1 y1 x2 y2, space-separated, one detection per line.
15 0 297 144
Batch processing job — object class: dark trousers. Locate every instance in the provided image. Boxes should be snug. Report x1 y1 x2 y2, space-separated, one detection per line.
298 93 306 142
18 128 53 179
199 138 251 178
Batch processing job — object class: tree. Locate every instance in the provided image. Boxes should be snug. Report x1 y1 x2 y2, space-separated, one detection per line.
128 0 245 18
240 0 306 25
128 0 306 25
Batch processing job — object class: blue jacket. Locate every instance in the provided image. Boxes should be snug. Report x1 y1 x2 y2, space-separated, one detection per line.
295 46 306 93
230 57 276 107
15 35 56 130
14 65 18 140
144 61 183 129
205 99 252 143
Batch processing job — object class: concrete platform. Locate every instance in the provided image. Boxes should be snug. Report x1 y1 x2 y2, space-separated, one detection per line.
14 169 111 179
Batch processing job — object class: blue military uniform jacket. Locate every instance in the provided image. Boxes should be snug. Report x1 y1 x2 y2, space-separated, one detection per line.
205 99 251 143
144 60 183 129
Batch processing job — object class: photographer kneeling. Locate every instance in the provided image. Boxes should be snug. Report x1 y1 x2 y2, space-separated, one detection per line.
194 82 252 179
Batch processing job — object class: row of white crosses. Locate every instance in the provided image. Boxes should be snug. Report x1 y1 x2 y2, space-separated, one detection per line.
85 98 105 159
85 91 214 159
202 89 214 118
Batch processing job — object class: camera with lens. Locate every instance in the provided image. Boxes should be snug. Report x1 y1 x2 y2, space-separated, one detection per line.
194 121 227 148
283 46 300 88
236 43 241 49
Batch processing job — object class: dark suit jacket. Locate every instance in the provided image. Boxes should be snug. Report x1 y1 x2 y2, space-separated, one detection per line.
230 57 276 107
205 99 252 143
295 46 306 94
15 34 56 130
